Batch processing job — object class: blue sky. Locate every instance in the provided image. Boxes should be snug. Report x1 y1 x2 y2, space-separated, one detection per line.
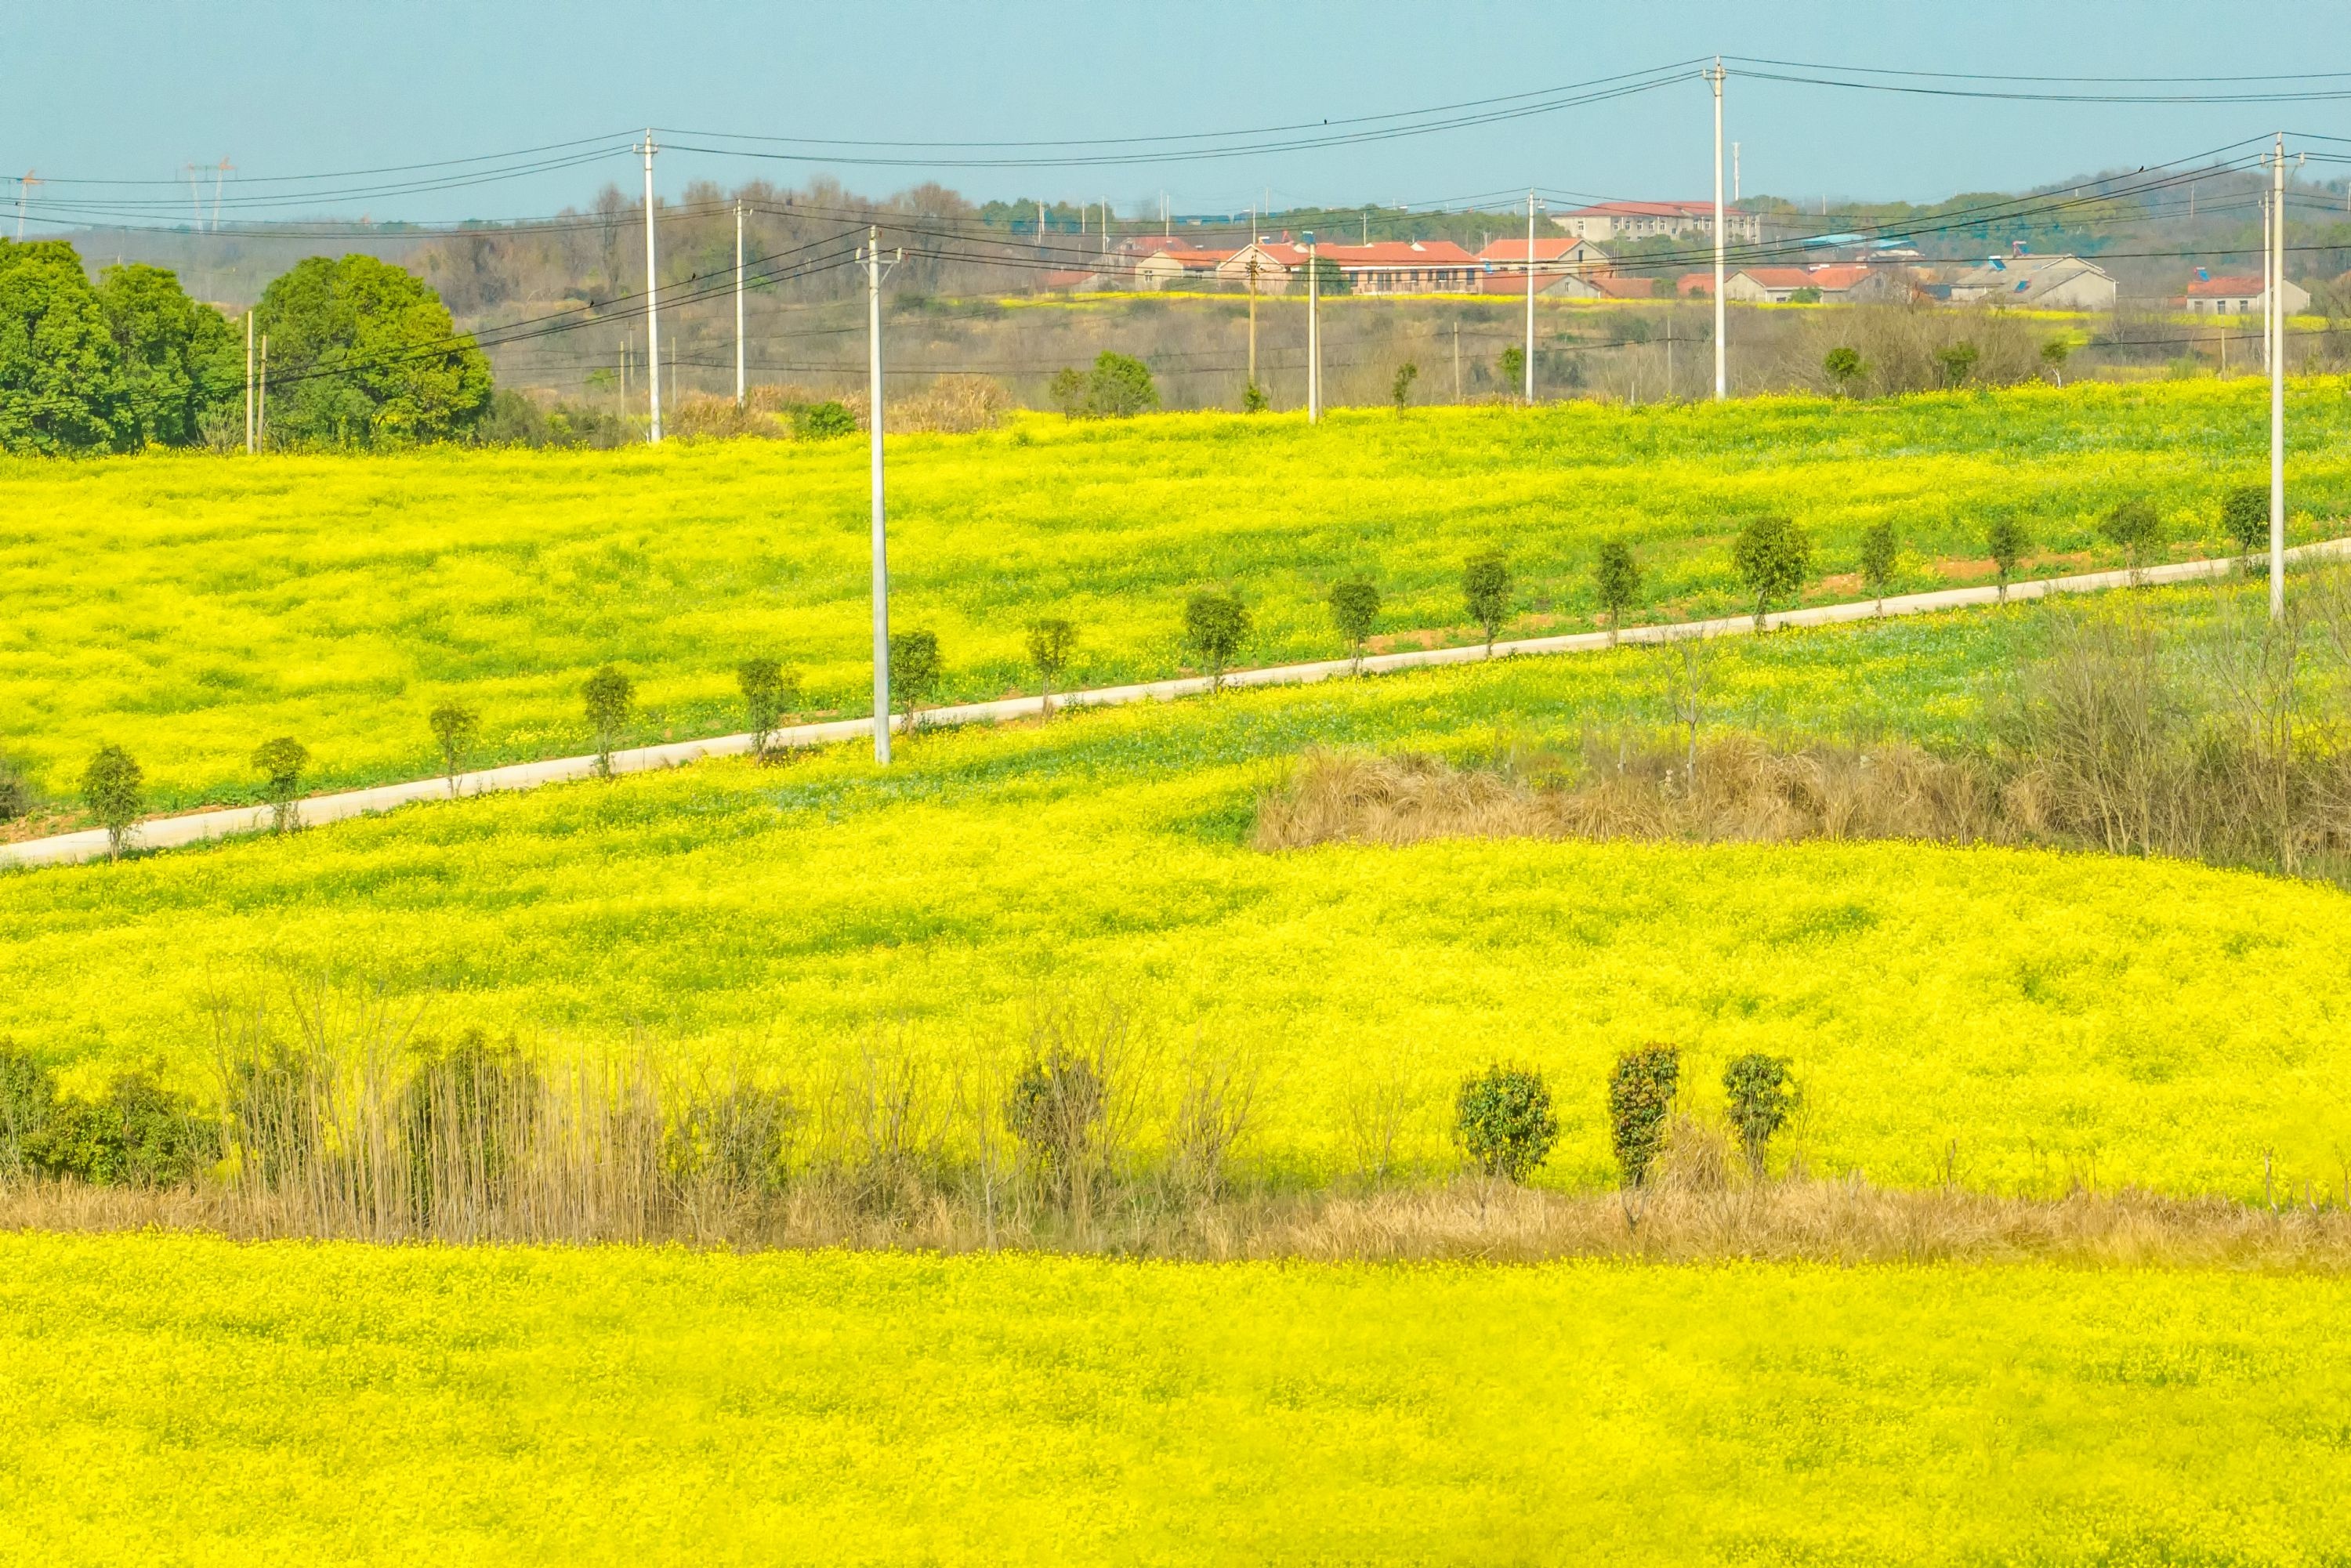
10 1 2347 225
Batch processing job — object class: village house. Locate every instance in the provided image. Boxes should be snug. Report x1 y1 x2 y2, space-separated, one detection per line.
2178 273 2310 316
1722 264 1871 304
1945 255 2117 311
1132 247 1238 288
1552 200 1762 246
1472 236 1612 294
1209 239 1479 295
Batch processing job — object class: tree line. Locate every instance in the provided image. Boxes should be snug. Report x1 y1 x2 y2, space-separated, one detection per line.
0 238 491 454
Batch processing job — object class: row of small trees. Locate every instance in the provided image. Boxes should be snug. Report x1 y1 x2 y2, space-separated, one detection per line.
1451 1046 1797 1193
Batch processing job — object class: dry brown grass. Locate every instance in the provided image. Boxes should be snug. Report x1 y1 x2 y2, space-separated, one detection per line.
1253 739 2007 853
10 1168 2350 1270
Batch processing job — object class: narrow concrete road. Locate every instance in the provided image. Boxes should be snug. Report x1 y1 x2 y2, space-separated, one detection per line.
6 541 2342 873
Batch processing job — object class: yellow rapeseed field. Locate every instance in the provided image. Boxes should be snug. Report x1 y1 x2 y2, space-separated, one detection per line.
4 377 2342 808
5 621 2347 1200
5 1232 2349 1564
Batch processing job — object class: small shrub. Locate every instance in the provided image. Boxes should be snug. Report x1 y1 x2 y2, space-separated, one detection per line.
1498 343 1525 393
0 1041 56 1179
1986 516 2030 601
1005 1049 1106 1206
23 1070 220 1188
1936 340 1980 388
1462 552 1512 654
1824 346 1864 396
1722 1053 1797 1178
1731 515 1812 629
1183 591 1251 691
1052 352 1158 419
666 1081 799 1196
81 744 144 859
889 629 943 729
1453 1063 1558 1182
2222 484 2270 566
1593 539 1641 643
250 735 308 833
1390 361 1418 411
2101 498 2165 580
582 664 633 777
737 657 799 760
1026 617 1078 714
1607 1045 1680 1187
1858 521 1898 611
2041 337 2072 386
1241 381 1268 415
0 757 27 822
792 400 857 440
1328 579 1381 674
429 702 480 796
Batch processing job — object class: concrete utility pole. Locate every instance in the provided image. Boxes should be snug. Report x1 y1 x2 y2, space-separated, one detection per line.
1306 230 1321 422
639 129 661 444
244 312 254 454
1246 250 1259 393
1733 142 1741 203
258 335 268 451
1453 320 1462 401
863 226 902 763
1523 190 1538 404
2261 181 2273 373
2271 132 2288 621
734 201 746 407
1709 58 1727 400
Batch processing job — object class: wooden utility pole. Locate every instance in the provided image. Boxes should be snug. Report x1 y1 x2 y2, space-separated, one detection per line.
1453 321 1462 401
244 311 255 454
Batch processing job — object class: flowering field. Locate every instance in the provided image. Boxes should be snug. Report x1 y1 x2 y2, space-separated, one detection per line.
5 1231 2348 1565
4 377 2344 810
6 604 2348 1201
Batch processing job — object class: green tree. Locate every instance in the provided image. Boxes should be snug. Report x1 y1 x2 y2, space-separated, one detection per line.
1462 552 1513 655
1858 521 1898 613
1498 343 1525 393
1303 255 1350 295
1025 617 1078 715
2041 336 2072 386
96 263 241 447
81 744 143 860
2222 484 2270 568
1453 1064 1559 1182
889 629 944 730
581 665 633 777
22 1070 219 1187
1050 351 1159 418
1390 361 1418 412
429 702 480 796
0 238 125 453
1722 1053 1796 1179
254 254 492 447
1607 1045 1680 1190
1593 538 1641 643
1730 515 1813 629
2101 498 2165 581
1241 380 1268 414
1986 516 2030 603
1183 591 1251 692
793 400 857 440
737 657 799 760
1823 345 1864 397
250 736 309 834
1328 579 1381 674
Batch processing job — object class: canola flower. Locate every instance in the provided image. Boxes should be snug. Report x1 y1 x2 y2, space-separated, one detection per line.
5 608 2349 1202
2 377 2343 809
2 1231 2349 1564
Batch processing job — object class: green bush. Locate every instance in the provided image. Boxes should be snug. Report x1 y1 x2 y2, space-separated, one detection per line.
889 629 944 728
1731 516 1813 629
2222 484 2269 563
429 702 480 795
82 743 144 858
251 735 308 832
582 664 633 777
1593 539 1641 642
1986 516 2030 600
1858 521 1898 610
1050 352 1158 419
1026 618 1078 712
793 400 857 440
0 757 27 823
1607 1045 1680 1187
665 1081 800 1196
1454 1063 1559 1182
0 1040 56 1178
1462 553 1512 654
23 1070 219 1187
1722 1053 1797 1178
737 657 799 760
2100 498 2164 577
1183 592 1251 691
1328 579 1381 673
1005 1050 1106 1203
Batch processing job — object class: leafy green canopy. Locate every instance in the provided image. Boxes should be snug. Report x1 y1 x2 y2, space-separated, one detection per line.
98 263 242 448
0 240 127 453
255 254 492 447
